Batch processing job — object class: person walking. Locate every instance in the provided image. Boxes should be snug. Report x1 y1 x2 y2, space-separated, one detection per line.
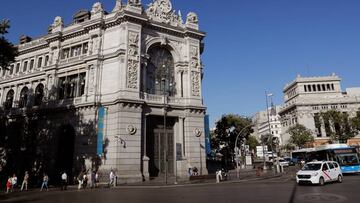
82 172 88 189
109 170 116 187
95 171 99 188
77 171 84 190
6 176 12 194
11 174 17 192
40 173 49 191
90 170 96 189
61 171 68 190
20 171 29 191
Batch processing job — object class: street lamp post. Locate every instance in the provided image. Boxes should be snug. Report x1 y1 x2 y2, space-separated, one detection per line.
159 64 174 185
162 77 168 185
234 123 254 179
265 91 279 173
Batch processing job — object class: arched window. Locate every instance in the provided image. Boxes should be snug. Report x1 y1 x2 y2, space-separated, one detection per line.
34 84 44 106
19 87 29 108
4 90 14 110
146 46 175 96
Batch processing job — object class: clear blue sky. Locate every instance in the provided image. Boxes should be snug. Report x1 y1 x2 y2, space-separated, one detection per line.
2 0 360 127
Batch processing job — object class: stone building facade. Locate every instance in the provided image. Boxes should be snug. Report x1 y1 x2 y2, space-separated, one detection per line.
279 74 360 146
253 105 283 145
0 0 206 183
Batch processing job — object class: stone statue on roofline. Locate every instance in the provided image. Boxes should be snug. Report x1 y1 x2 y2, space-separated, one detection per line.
50 16 64 33
186 12 198 24
52 16 64 28
91 2 104 15
112 0 123 12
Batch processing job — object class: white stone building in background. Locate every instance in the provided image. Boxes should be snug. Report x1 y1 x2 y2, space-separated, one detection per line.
279 74 360 146
0 0 206 183
252 105 283 145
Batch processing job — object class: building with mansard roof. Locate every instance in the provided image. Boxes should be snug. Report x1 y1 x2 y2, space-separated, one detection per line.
279 74 360 147
0 0 206 183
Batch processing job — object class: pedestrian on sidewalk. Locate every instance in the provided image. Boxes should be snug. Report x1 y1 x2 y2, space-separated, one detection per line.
77 171 84 190
61 171 68 190
21 171 29 191
95 171 99 188
91 170 96 189
82 172 88 189
40 173 49 191
11 174 17 192
6 176 12 194
109 170 116 187
187 163 193 176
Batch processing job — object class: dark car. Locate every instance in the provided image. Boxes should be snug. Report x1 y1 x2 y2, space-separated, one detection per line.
284 157 296 166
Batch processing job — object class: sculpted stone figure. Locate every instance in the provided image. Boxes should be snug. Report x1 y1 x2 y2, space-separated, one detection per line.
112 0 123 12
145 0 183 26
186 12 198 24
91 2 104 14
52 16 63 28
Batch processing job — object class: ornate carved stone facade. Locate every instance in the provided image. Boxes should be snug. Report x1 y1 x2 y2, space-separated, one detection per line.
0 0 206 183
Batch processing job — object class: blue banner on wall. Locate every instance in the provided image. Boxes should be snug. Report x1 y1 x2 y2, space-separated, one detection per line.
97 107 105 156
204 115 211 155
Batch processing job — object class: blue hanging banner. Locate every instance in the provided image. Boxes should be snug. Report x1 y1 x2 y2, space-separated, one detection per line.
204 115 211 155
97 106 105 156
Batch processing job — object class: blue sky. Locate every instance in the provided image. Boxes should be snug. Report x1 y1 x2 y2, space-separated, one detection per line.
2 0 360 127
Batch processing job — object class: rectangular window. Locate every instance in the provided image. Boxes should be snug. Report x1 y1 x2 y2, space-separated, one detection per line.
23 61 28 72
9 65 14 75
37 57 43 68
1 69 6 77
45 55 49 66
82 42 89 54
29 59 34 70
61 48 70 59
15 63 20 73
70 45 82 57
58 72 86 99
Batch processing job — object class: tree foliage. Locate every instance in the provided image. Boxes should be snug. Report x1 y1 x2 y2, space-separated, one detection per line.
0 19 18 70
212 114 253 154
260 133 279 151
246 135 259 151
287 124 314 148
350 109 360 134
320 110 356 143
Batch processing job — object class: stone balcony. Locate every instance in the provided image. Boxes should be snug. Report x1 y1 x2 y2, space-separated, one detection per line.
139 92 185 106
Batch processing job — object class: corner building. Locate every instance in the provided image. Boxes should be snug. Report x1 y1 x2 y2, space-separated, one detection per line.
279 74 360 147
0 0 206 183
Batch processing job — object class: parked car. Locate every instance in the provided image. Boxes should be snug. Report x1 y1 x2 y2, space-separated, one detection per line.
296 161 343 186
283 157 296 166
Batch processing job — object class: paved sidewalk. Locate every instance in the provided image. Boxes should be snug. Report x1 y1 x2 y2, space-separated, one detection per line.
0 168 286 200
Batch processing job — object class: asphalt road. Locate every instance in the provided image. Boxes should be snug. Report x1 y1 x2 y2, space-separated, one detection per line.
1 174 360 203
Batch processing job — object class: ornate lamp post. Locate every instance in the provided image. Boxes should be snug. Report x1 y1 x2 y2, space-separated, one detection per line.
234 123 253 179
156 64 174 185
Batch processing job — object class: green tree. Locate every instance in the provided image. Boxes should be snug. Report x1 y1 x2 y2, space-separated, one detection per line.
0 19 18 70
320 110 356 143
213 114 253 151
246 135 259 152
287 124 314 148
350 109 360 133
212 114 253 167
